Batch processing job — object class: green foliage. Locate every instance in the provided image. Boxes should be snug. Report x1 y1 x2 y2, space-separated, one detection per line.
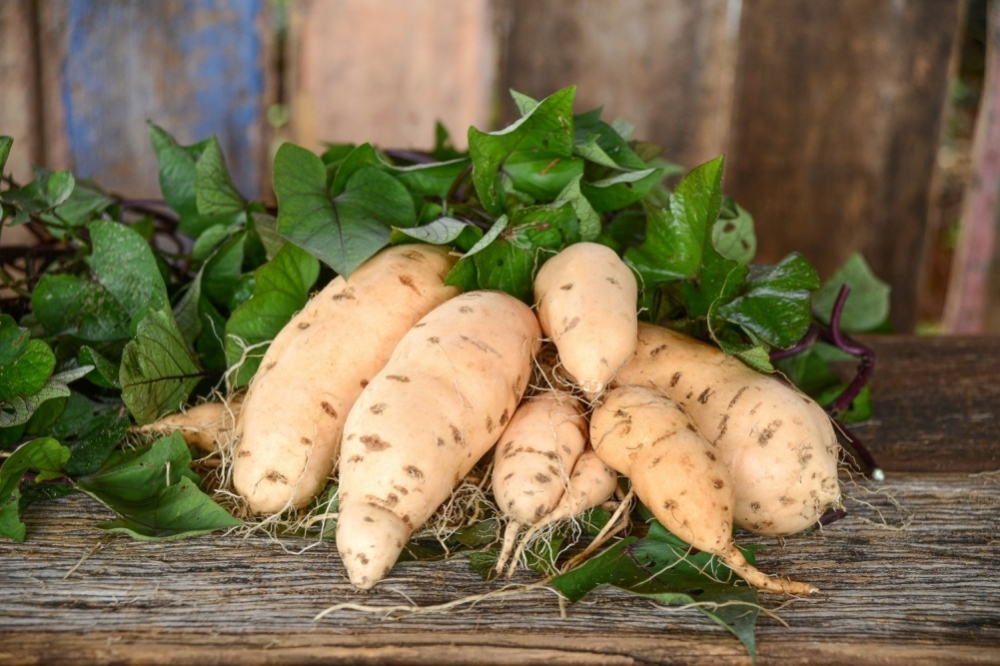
812 252 892 332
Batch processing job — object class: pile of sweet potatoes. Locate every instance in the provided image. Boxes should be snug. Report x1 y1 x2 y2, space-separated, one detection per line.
152 241 841 594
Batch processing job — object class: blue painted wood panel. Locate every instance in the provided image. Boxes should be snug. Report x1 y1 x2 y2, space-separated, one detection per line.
60 0 266 198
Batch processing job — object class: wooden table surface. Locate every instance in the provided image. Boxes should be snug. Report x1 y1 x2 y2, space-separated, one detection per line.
2 336 999 665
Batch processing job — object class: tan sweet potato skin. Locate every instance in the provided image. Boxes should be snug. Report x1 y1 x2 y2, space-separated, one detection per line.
492 392 588 526
591 386 735 554
140 397 242 452
337 290 541 589
233 245 458 515
614 323 841 535
534 242 638 394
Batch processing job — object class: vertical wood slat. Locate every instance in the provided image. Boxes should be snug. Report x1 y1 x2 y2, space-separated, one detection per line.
943 0 1000 334
287 0 496 153
726 0 963 333
36 0 273 200
498 0 739 171
0 0 42 185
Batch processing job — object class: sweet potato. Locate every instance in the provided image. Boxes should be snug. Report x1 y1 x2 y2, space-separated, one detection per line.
591 386 817 595
492 391 589 571
534 242 638 395
233 245 458 514
140 395 243 452
336 291 541 589
615 323 841 536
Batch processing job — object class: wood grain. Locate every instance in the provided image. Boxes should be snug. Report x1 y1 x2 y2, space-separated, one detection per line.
286 0 496 152
1 473 998 664
943 1 1000 334
855 335 1000 473
35 0 272 198
726 0 963 333
498 0 739 170
0 0 42 184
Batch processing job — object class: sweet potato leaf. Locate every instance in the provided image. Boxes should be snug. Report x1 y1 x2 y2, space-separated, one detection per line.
77 433 241 540
45 170 75 207
31 274 132 342
551 524 760 659
0 437 71 541
194 137 246 216
119 308 202 425
554 175 601 242
78 345 121 389
0 136 11 174
580 167 663 212
713 200 757 263
0 367 92 429
275 143 416 277
392 216 482 250
573 107 648 170
88 221 169 320
468 86 576 214
812 252 891 332
224 242 319 387
0 338 55 402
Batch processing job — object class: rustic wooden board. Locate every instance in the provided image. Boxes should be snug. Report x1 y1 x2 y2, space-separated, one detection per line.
1 472 998 664
854 335 1000 473
34 0 272 199
286 0 496 152
0 0 41 184
498 0 739 170
726 0 963 333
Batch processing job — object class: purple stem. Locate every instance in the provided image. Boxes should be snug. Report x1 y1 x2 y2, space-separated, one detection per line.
769 325 820 361
820 286 876 417
836 421 884 481
383 149 437 165
815 508 848 529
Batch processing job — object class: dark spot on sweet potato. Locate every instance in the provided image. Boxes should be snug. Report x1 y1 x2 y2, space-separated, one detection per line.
686 423 698 433
461 335 500 356
750 501 761 512
370 403 387 414
357 553 369 565
237 450 251 458
705 450 717 461
486 415 494 433
332 289 356 301
297 322 310 329
698 388 713 404
663 499 678 510
499 409 510 427
360 379 369 388
265 470 288 484
750 402 762 416
728 386 748 410
428 336 440 344
361 434 391 451
757 419 782 447
459 305 473 313
606 276 620 286
398 274 420 293
363 516 374 523
436 437 446 447
347 455 364 463
686 392 693 399
651 456 662 466
563 317 581 333
321 401 338 418
560 283 573 290
669 371 682 386
402 249 424 261
534 473 551 484
450 424 465 447
535 504 548 518
503 472 515 481
502 440 514 456
414 322 426 328
711 478 724 489
386 375 410 382
544 451 559 461
300 437 313 445
265 362 277 371
779 495 794 506
393 485 409 496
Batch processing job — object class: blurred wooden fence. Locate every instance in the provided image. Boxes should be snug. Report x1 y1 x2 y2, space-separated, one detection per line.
2 0 991 334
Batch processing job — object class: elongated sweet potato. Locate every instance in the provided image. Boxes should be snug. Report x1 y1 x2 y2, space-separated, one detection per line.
534 242 638 395
336 291 541 589
140 395 243 452
591 386 817 595
233 245 458 514
614 323 841 536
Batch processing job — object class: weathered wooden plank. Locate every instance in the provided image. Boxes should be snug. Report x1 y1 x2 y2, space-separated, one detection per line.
726 0 963 333
499 0 739 170
943 0 1000 334
286 0 495 152
855 335 1000 473
0 0 41 184
1 473 998 664
35 0 272 199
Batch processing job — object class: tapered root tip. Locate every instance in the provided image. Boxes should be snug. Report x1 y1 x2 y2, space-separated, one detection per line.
720 547 819 596
336 502 410 590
